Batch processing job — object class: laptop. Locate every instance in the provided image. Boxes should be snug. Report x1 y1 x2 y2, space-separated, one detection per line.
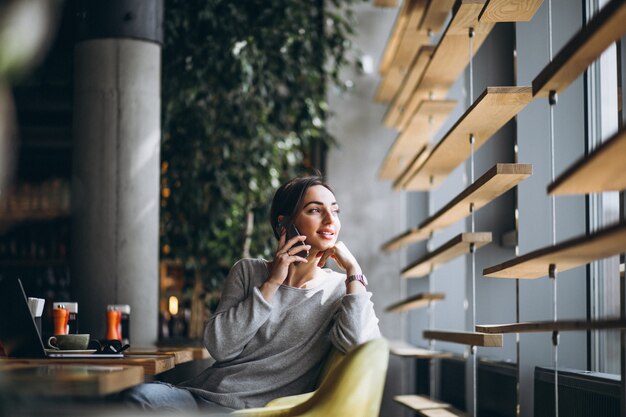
0 278 122 359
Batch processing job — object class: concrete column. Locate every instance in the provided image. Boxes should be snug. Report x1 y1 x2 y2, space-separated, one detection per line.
326 5 409 416
72 2 162 346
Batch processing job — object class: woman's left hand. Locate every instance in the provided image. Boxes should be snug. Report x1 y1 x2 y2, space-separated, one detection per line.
317 241 362 276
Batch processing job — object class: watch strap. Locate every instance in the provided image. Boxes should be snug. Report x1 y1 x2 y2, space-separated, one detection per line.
345 274 368 287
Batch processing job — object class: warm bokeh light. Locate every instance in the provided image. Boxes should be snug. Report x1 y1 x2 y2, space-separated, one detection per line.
168 295 179 316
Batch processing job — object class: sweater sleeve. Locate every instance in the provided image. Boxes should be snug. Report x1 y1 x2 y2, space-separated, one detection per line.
328 291 382 353
203 260 273 362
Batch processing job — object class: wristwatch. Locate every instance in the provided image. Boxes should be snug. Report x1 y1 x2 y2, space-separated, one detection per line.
345 274 368 288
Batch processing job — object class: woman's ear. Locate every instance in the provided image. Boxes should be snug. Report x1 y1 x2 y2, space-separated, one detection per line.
275 215 286 236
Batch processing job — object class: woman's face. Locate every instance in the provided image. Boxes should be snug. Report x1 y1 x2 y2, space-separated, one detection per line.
292 185 341 252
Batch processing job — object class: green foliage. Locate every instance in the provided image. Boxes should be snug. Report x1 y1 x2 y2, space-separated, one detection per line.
160 0 361 290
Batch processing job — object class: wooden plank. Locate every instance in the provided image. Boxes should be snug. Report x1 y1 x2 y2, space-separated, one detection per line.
379 0 414 76
374 0 399 7
395 394 450 411
402 232 492 277
1 354 176 375
396 0 494 130
158 345 211 360
419 0 456 32
188 346 211 360
0 365 144 397
423 330 503 347
380 100 457 180
479 0 544 22
381 226 432 252
375 66 409 103
386 292 445 313
420 408 468 417
394 145 432 190
388 340 453 358
375 0 430 103
483 221 626 279
127 347 194 365
391 2 431 70
383 164 531 251
476 318 626 334
548 128 626 195
533 0 626 97
378 0 430 84
404 87 533 190
384 46 435 128
418 164 531 232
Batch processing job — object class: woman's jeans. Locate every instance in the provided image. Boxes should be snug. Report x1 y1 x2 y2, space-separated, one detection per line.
118 381 233 414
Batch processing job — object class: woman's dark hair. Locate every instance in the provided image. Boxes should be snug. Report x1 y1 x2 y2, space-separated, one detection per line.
270 175 334 239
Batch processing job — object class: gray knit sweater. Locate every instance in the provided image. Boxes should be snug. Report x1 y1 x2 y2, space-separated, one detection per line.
181 258 381 410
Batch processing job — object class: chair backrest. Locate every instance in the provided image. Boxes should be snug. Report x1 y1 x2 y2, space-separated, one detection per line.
314 346 345 388
289 338 389 417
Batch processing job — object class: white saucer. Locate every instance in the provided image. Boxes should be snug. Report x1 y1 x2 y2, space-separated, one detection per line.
45 349 97 354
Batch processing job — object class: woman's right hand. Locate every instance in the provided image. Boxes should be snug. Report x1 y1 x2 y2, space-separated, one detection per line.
266 230 310 286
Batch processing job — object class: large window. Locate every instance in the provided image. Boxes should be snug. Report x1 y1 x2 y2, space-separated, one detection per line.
586 0 622 374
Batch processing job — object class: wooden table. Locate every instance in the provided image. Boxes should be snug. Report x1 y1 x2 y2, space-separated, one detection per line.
127 347 194 365
157 345 211 360
0 353 176 375
0 363 144 396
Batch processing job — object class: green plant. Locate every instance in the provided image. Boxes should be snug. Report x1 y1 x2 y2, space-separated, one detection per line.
161 0 361 292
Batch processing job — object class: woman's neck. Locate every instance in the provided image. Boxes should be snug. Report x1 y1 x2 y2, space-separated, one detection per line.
285 253 321 288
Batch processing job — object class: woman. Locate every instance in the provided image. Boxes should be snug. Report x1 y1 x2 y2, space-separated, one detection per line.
122 175 380 411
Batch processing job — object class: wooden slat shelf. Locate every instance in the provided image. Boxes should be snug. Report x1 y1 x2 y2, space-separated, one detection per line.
394 395 450 411
532 0 626 97
483 221 626 279
479 0 544 22
383 164 531 251
395 0 495 130
393 145 432 191
548 127 626 195
418 0 456 33
376 0 430 102
427 165 528 227
476 318 626 334
390 0 430 70
382 227 430 252
404 87 533 190
374 0 399 7
424 330 503 347
380 100 457 180
386 292 445 313
419 408 467 417
402 232 492 277
388 340 453 358
375 67 409 103
384 46 435 128
378 0 415 76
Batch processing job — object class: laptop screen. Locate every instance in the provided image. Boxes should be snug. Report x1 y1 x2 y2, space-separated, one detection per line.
0 278 47 358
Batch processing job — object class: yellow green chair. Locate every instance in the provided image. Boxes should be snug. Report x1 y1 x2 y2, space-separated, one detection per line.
233 338 389 417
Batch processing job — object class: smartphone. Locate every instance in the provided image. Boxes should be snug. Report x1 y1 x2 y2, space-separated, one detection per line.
286 224 309 259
